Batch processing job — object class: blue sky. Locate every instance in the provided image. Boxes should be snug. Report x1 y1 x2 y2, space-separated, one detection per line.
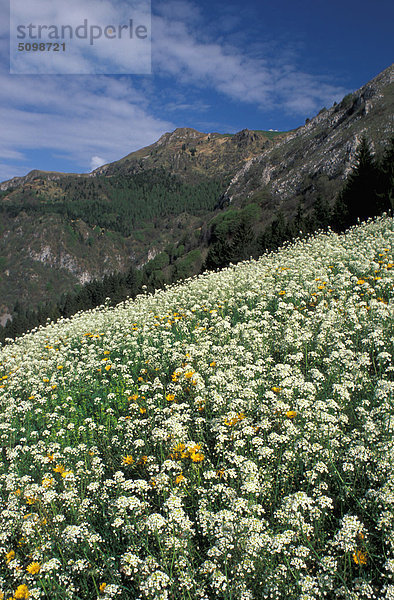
0 0 393 182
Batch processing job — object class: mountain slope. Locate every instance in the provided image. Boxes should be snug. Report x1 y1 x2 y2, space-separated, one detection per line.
224 64 394 219
0 130 289 321
93 127 288 182
0 129 287 192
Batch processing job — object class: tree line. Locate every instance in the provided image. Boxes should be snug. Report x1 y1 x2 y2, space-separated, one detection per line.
205 136 393 269
0 169 225 237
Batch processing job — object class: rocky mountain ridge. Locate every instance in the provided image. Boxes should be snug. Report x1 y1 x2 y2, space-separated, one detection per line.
90 127 289 183
223 64 393 215
0 128 287 192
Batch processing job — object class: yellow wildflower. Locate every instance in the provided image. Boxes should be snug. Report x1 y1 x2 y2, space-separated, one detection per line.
99 583 107 593
25 497 37 505
61 470 73 478
14 585 30 599
122 455 134 465
224 412 245 427
5 550 15 564
170 442 186 460
41 477 53 487
286 410 297 419
26 562 41 575
352 550 367 565
175 473 185 484
53 464 65 474
190 452 204 462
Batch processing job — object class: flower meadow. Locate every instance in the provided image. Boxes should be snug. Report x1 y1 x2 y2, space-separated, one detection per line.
0 217 393 600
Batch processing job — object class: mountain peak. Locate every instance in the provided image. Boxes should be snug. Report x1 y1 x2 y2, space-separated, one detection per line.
156 127 204 147
172 127 202 137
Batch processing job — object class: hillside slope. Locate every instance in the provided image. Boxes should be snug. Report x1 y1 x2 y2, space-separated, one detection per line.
0 129 281 322
0 216 393 599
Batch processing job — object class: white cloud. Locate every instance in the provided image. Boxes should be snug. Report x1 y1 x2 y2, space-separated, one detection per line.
0 0 350 182
152 3 347 114
0 162 29 182
164 99 210 112
90 155 108 171
0 0 8 36
0 71 175 180
10 0 151 74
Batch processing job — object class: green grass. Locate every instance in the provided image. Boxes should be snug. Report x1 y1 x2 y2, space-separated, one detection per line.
252 130 289 139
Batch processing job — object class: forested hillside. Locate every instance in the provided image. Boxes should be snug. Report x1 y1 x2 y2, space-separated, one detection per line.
1 170 225 237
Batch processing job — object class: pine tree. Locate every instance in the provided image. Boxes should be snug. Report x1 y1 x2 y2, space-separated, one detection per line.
205 240 232 270
229 219 255 263
313 196 331 229
269 212 287 249
331 194 348 232
294 201 305 233
377 137 394 212
338 136 379 226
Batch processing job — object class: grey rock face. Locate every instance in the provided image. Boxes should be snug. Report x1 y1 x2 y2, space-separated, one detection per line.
224 64 394 210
